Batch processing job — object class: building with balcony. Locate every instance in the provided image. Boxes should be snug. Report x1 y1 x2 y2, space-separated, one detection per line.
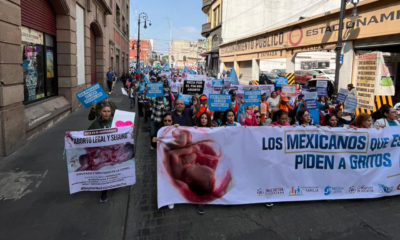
129 39 154 67
0 0 128 156
170 40 205 70
201 0 222 77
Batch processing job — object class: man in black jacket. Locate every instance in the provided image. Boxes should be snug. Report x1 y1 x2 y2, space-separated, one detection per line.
172 99 195 126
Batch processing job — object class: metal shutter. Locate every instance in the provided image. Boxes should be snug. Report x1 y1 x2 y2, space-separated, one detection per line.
21 0 56 36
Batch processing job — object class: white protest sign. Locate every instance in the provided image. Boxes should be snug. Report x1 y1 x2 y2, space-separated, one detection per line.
157 126 400 208
65 126 135 194
111 110 136 128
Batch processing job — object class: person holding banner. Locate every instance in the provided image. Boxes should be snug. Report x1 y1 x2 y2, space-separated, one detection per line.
223 109 241 127
196 112 212 128
172 99 195 127
88 98 117 121
322 114 338 128
151 113 174 149
87 104 113 202
295 110 313 126
269 110 290 127
352 113 373 129
195 95 213 120
332 108 353 127
374 105 400 127
253 110 263 126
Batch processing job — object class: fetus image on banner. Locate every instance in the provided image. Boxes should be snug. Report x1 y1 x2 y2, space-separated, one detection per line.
162 128 231 203
73 143 134 171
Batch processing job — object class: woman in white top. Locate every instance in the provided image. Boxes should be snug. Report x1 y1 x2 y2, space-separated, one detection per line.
266 91 280 113
374 104 400 127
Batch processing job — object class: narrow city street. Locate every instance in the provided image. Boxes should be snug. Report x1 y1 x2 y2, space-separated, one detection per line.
1 84 400 240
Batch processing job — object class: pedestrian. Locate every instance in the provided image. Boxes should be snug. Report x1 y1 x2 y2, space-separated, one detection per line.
195 94 213 120
322 114 338 128
295 109 313 126
269 110 290 127
172 99 195 126
196 112 212 128
351 113 372 129
331 108 353 127
260 93 270 125
254 110 263 126
88 104 113 202
88 98 117 121
222 109 241 126
149 96 171 150
211 111 224 127
278 95 293 114
374 104 400 127
129 84 135 109
106 67 115 94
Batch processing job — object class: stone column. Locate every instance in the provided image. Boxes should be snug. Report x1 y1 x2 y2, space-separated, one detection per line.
56 5 79 110
0 0 25 156
286 56 295 73
338 41 354 90
252 58 260 81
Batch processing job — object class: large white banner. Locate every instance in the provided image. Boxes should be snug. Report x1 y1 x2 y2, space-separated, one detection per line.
157 126 400 208
65 126 135 194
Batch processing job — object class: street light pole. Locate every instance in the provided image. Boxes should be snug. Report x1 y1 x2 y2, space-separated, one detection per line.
136 12 151 75
334 0 346 93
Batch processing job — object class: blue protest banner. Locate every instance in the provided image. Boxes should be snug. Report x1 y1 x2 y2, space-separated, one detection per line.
316 81 328 97
336 88 349 103
344 96 357 112
177 93 192 105
76 83 107 108
208 94 232 111
275 77 288 87
304 91 318 110
212 79 223 87
146 82 164 98
244 90 261 107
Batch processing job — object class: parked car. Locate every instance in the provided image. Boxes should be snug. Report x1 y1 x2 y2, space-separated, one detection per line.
312 69 335 81
270 69 287 77
304 79 335 99
259 72 278 84
294 70 327 84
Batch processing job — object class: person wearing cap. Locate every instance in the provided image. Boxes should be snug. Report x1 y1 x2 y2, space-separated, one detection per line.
195 94 213 119
279 94 293 113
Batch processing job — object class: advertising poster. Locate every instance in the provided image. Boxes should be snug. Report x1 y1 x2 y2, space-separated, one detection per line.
157 126 400 208
146 82 164 98
355 53 378 110
208 94 232 111
65 126 136 194
76 83 108 108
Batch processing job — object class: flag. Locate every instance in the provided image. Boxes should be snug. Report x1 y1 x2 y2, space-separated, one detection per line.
229 67 239 85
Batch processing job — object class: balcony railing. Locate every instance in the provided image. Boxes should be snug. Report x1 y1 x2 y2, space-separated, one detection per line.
201 22 211 37
202 0 214 13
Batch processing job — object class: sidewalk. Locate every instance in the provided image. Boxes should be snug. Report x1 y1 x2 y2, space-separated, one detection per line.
0 82 133 240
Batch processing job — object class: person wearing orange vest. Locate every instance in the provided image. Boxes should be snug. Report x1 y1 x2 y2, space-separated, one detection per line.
279 95 293 113
260 93 270 125
196 94 213 119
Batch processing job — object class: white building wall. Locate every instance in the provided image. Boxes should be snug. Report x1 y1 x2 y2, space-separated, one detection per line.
221 0 367 43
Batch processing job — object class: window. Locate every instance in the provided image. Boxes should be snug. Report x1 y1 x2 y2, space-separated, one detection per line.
213 6 220 28
116 4 120 27
22 27 57 103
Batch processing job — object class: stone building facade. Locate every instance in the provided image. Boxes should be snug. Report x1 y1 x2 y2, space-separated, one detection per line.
0 0 129 156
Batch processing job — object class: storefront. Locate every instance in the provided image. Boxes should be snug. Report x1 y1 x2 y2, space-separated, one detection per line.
21 0 57 104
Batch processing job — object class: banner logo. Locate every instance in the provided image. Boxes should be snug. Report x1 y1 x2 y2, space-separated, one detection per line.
378 184 393 193
289 186 303 196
